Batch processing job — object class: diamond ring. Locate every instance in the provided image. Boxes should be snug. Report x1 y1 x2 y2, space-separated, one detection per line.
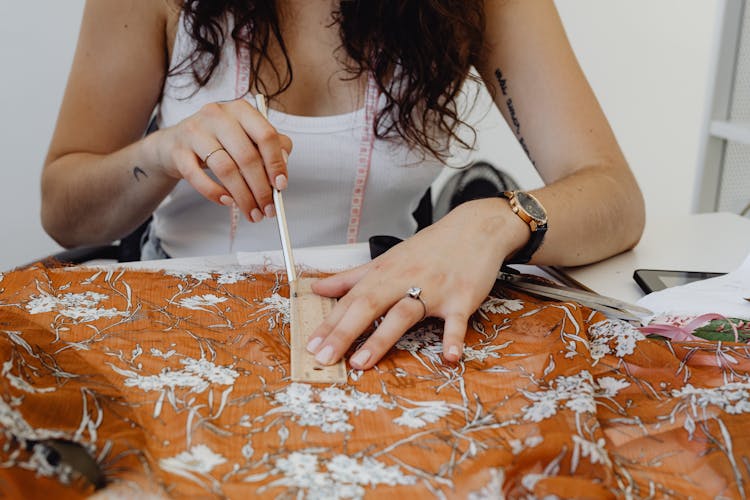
405 286 427 321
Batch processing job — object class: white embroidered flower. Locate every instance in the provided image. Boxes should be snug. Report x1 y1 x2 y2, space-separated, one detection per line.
393 402 451 429
394 326 441 352
150 348 177 359
327 455 416 487
216 271 249 285
521 371 596 422
26 291 127 323
165 270 189 280
522 371 631 423
588 319 645 363
463 344 508 363
565 395 596 414
160 444 227 475
522 393 559 423
571 435 611 468
267 452 415 499
672 382 750 415
178 294 228 311
468 468 506 500
110 357 238 393
391 412 425 429
597 376 630 398
121 369 206 393
256 293 291 328
181 357 238 385
325 387 384 413
479 297 524 317
165 271 214 282
521 473 545 492
394 336 422 352
241 442 254 460
275 451 319 480
271 383 389 433
509 436 543 455
277 381 313 406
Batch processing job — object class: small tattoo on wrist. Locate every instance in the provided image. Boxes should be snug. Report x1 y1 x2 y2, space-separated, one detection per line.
133 166 148 182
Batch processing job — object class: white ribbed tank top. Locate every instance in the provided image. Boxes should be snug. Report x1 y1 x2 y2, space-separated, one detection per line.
153 14 445 257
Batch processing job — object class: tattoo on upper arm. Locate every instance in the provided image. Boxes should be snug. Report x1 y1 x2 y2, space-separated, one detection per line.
133 167 148 182
494 69 536 167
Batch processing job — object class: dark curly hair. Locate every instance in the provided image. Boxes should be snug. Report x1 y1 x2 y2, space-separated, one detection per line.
176 1 486 161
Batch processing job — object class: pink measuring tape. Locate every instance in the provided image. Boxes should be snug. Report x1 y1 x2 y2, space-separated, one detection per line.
233 31 379 250
347 77 378 244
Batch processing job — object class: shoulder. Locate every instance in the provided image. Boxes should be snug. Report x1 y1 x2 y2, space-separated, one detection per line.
164 0 183 57
77 0 174 46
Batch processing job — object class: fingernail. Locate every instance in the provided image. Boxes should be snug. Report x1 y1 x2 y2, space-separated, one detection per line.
275 174 288 191
251 208 263 222
306 337 323 353
448 345 461 360
264 204 276 218
220 195 234 207
350 349 371 368
315 345 334 365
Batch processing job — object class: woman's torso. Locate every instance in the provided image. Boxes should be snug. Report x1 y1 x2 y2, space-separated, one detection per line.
153 5 445 257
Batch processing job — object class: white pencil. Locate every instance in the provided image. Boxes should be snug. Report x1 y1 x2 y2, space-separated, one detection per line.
255 94 297 284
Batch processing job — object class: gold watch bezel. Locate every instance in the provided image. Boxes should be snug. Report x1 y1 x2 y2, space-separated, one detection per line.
504 190 548 231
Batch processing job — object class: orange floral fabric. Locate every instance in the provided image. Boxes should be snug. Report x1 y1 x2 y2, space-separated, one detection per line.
0 266 748 499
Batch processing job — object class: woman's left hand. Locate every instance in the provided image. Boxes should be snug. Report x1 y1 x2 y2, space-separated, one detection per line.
307 197 530 369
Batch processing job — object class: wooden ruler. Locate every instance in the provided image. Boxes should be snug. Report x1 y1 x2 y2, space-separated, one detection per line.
290 278 348 384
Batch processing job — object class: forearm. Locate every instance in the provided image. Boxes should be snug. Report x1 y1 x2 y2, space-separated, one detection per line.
529 163 645 266
472 163 645 268
41 133 177 248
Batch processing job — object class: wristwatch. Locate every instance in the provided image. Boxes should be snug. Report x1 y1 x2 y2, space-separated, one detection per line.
499 190 548 264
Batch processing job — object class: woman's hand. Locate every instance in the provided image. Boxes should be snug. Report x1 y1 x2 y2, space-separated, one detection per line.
307 197 531 369
151 98 293 223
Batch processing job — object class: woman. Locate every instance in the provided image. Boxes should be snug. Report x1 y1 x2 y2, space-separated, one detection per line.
41 0 644 370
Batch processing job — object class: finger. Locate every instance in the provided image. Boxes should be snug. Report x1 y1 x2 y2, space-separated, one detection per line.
279 134 293 155
203 146 263 222
189 121 262 221
173 149 229 205
311 263 372 298
212 119 275 218
349 298 425 370
305 296 355 354
442 313 468 363
309 294 389 366
230 100 289 191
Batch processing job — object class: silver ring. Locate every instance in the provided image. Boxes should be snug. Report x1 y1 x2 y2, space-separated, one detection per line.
406 286 427 321
202 147 225 164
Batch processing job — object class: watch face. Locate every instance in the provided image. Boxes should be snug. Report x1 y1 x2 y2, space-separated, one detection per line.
515 192 547 223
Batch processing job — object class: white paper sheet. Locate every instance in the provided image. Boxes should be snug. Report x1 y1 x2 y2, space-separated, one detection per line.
637 251 750 321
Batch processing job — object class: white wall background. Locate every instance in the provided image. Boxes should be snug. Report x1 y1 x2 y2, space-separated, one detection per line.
0 1 86 269
466 0 721 210
0 0 721 269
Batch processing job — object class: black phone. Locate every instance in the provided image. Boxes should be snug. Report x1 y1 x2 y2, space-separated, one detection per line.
633 269 726 294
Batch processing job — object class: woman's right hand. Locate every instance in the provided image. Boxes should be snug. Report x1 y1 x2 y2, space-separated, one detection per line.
152 98 293 223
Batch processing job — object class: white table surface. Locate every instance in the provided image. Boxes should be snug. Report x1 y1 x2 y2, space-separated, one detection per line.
91 212 750 305
562 212 750 303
